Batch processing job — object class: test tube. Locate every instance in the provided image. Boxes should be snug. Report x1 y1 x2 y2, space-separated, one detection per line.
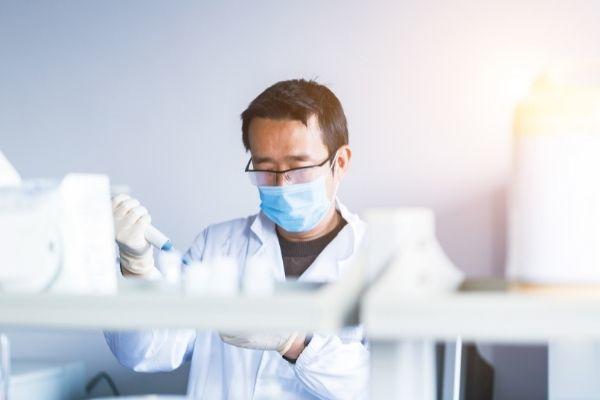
0 334 9 400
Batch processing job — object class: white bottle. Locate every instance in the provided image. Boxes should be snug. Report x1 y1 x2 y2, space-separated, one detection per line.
158 250 183 287
510 63 600 400
0 334 9 400
509 63 600 284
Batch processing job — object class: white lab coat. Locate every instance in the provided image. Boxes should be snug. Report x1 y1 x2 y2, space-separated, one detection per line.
105 200 369 399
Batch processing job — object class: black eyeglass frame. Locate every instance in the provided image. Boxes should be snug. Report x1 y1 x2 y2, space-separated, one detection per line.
244 154 334 175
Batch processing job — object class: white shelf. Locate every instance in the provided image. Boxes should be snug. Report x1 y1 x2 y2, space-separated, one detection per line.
0 261 364 332
363 273 600 343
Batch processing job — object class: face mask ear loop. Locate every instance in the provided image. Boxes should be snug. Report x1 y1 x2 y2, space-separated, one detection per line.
330 149 340 175
330 150 341 198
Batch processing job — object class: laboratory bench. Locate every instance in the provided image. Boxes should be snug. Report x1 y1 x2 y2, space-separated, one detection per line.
0 258 365 333
362 265 600 399
0 263 366 398
4 259 599 399
363 278 600 343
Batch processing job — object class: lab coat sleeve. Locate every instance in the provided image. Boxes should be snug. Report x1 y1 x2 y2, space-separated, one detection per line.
104 329 196 372
294 325 369 399
105 229 210 372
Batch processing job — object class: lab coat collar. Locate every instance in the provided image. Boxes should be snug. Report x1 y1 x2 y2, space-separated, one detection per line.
248 198 366 280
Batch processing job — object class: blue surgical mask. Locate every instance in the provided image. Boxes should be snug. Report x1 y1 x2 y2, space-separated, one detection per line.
258 175 333 233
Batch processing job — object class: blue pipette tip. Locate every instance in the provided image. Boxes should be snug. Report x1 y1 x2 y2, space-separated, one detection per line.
161 241 174 252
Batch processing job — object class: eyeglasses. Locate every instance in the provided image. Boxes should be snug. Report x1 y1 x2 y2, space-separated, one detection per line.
245 154 335 186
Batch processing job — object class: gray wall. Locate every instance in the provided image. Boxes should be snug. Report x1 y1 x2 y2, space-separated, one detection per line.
1 0 598 397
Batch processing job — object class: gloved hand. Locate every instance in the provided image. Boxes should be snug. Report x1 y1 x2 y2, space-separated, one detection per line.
112 194 155 275
219 332 299 355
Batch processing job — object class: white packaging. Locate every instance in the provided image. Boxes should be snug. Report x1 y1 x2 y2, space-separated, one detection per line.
0 174 117 294
0 182 62 292
54 174 117 294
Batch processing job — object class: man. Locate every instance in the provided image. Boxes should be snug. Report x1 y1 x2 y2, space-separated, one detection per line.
105 79 369 399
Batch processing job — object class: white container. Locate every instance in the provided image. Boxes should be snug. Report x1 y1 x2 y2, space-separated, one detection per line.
362 208 463 400
158 250 183 286
362 208 463 291
362 208 436 281
9 360 85 400
508 63 600 284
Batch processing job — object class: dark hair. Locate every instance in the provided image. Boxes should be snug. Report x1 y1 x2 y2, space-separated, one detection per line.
241 79 348 156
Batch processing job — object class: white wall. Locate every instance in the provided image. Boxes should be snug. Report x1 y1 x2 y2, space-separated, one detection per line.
1 0 599 397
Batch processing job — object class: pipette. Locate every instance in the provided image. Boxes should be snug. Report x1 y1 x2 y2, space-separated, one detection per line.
111 185 173 251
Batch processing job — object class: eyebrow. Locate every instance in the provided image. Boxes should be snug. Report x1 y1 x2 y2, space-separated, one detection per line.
252 154 314 164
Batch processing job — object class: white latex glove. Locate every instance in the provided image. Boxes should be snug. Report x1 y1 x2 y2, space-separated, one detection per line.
112 194 155 275
220 332 299 355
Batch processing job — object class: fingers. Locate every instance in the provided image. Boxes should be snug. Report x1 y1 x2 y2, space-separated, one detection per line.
112 195 152 240
112 193 133 215
122 206 151 227
112 193 151 225
112 193 130 209
115 199 140 219
138 213 151 228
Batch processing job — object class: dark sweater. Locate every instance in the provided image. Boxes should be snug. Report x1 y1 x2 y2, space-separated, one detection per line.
277 214 347 279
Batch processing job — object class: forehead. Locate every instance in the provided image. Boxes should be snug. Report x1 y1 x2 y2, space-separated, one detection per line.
248 116 327 155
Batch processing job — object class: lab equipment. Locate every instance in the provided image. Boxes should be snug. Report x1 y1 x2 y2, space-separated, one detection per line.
105 200 369 399
0 173 117 294
158 249 182 286
0 335 8 400
9 360 85 400
258 174 333 233
508 63 600 284
0 151 20 187
181 257 240 296
363 207 464 400
508 63 600 400
111 188 173 251
363 207 464 291
58 174 117 293
146 225 173 251
0 154 61 293
0 181 62 292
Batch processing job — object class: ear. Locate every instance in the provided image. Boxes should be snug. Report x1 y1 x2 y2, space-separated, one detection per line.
334 145 352 181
